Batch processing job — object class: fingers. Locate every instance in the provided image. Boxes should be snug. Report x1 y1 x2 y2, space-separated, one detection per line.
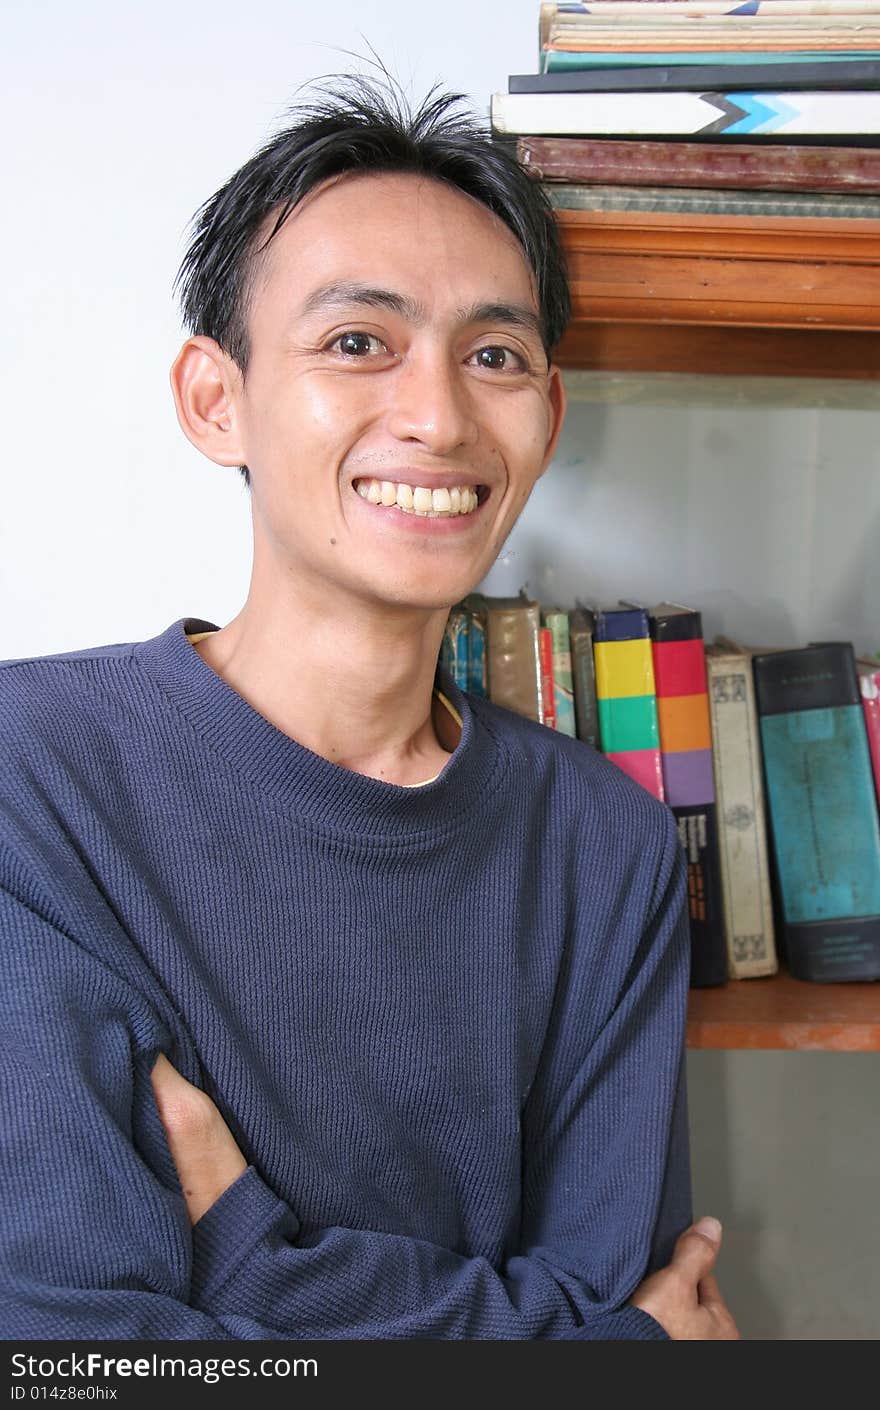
697 1271 725 1309
671 1216 723 1287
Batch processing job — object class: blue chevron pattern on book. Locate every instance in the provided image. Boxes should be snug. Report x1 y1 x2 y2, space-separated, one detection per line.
721 92 800 132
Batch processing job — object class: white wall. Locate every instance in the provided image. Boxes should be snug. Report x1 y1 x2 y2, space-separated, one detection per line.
3 0 878 1342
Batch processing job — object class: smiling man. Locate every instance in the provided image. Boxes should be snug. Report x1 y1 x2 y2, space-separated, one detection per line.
1 77 736 1341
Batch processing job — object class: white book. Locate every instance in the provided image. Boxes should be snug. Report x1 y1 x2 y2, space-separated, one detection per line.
706 642 778 979
491 90 880 137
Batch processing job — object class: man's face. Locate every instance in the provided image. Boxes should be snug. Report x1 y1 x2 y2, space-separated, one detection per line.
227 169 566 613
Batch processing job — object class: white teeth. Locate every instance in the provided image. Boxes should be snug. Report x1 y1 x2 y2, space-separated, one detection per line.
354 478 482 518
412 487 433 514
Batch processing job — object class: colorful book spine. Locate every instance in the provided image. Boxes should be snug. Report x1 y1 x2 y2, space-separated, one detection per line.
857 657 880 810
485 592 543 723
593 606 665 800
492 89 880 137
706 642 778 979
542 608 578 737
648 603 727 988
515 136 880 194
539 627 557 728
753 643 880 982
570 604 600 748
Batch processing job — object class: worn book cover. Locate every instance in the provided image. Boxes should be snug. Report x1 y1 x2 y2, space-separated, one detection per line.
753 642 880 981
485 591 543 723
516 135 880 192
542 608 578 737
856 655 880 808
440 604 470 692
706 639 778 978
569 603 600 749
463 592 489 698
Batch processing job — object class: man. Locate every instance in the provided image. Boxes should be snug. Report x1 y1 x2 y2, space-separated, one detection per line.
1 76 736 1340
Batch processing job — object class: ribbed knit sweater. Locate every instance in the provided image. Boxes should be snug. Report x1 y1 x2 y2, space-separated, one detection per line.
1 616 691 1341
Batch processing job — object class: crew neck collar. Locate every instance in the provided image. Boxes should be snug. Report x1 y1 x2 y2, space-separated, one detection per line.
133 617 504 838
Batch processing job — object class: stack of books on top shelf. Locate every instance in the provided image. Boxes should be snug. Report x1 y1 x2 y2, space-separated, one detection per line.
440 592 880 990
491 1 880 221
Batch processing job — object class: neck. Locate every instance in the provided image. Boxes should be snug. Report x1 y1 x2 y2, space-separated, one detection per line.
193 563 459 786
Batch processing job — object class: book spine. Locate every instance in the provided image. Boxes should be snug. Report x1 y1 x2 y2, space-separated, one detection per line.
650 609 727 987
539 627 557 728
543 610 578 737
570 608 600 748
516 136 880 194
486 596 543 723
706 653 778 979
754 644 880 981
494 89 880 138
858 663 880 808
465 594 489 697
593 607 665 800
542 48 880 71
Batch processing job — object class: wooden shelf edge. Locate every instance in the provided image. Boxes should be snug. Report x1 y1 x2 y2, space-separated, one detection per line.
686 971 880 1051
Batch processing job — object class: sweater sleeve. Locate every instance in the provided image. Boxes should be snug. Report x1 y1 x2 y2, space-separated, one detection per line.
181 810 691 1341
2 813 688 1342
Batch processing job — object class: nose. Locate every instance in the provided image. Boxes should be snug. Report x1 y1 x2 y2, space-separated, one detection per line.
385 343 480 454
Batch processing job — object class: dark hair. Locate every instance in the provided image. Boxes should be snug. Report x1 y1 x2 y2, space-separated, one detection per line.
175 68 571 487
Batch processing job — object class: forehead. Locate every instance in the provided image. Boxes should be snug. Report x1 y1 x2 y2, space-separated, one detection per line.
253 170 539 312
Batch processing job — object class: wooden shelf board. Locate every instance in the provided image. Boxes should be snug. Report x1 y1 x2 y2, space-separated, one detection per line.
556 207 880 376
687 970 880 1051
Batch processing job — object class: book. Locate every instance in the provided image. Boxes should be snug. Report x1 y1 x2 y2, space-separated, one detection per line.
542 608 578 737
510 58 880 92
440 604 470 691
857 656 880 808
492 90 880 137
463 592 489 697
516 135 880 192
540 2 880 18
706 640 778 978
542 49 880 71
485 591 544 723
569 604 600 748
539 626 558 728
753 642 880 981
542 183 880 216
593 605 665 800
647 603 727 988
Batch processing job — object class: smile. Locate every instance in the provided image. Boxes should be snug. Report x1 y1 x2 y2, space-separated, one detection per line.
353 478 487 518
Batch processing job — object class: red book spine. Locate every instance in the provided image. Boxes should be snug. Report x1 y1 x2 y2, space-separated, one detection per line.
859 667 880 808
539 627 557 729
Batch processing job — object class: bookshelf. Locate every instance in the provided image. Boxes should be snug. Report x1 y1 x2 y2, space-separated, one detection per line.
555 207 880 1050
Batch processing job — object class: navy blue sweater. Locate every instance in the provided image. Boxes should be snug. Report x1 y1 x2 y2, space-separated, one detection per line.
0 617 691 1340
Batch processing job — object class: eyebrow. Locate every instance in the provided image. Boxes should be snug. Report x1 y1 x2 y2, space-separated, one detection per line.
297 280 546 345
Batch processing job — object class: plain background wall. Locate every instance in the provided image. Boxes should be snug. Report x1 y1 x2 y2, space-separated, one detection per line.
3 0 879 1340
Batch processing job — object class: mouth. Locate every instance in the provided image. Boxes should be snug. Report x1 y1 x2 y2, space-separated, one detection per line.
351 476 490 519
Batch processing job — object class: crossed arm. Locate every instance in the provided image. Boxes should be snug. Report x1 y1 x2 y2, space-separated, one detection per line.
152 1054 737 1341
2 809 737 1341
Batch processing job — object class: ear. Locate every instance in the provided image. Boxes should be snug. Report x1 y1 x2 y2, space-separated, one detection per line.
169 336 246 467
536 363 567 479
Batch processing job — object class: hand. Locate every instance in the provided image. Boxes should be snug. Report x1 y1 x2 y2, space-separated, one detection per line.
150 1053 248 1225
631 1217 740 1340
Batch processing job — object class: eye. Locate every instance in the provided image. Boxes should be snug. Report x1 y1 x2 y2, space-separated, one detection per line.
470 345 528 373
327 331 388 358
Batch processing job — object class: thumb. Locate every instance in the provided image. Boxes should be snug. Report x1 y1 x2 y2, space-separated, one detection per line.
671 1216 723 1288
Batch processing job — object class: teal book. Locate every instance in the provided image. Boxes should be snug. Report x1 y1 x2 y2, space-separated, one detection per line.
441 605 470 692
753 643 880 982
463 593 489 697
542 607 577 738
